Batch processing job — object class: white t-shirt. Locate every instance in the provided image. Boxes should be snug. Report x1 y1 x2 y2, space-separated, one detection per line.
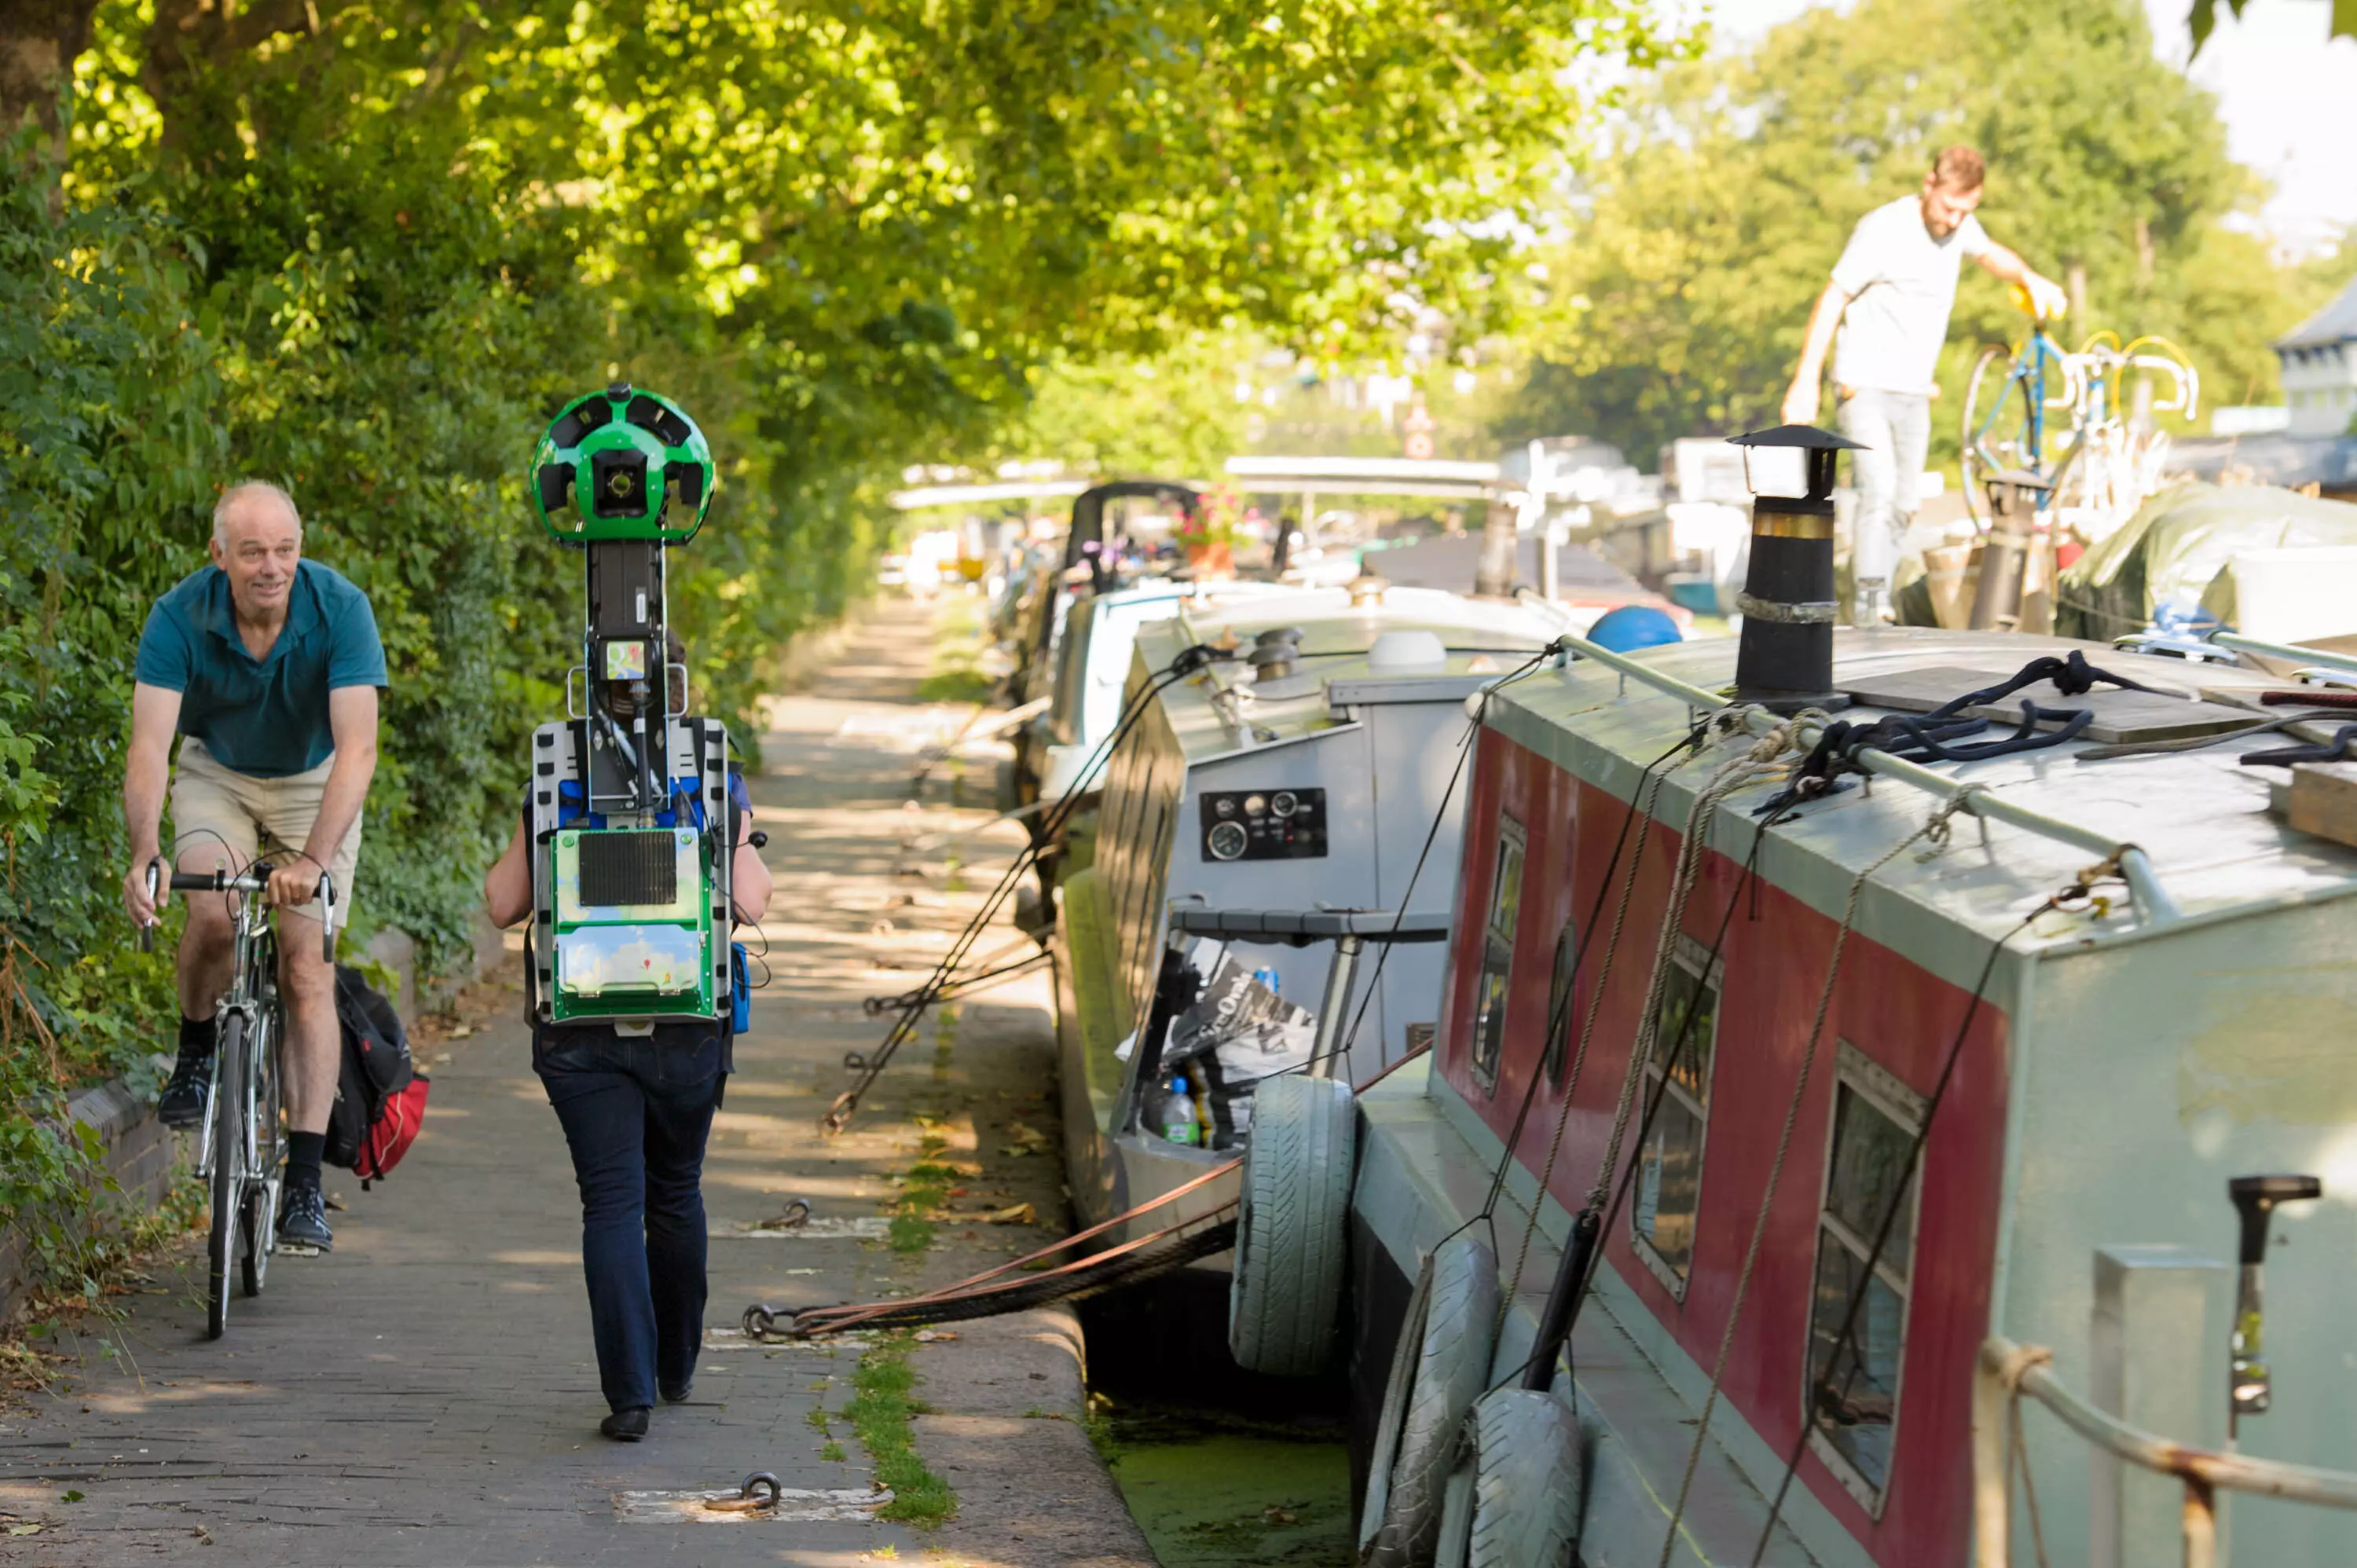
1829 196 1989 394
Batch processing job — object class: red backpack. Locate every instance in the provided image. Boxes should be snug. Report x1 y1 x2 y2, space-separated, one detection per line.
327 966 431 1188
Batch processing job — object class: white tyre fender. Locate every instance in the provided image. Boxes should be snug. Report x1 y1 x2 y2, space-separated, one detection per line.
1433 1387 1585 1568
1226 1074 1356 1376
1359 1231 1501 1568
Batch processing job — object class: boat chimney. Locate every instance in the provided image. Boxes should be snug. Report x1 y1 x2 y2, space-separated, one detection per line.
1728 423 1865 713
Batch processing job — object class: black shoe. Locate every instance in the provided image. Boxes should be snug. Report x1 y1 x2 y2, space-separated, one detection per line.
158 1053 214 1129
601 1406 651 1442
659 1378 694 1404
276 1183 334 1253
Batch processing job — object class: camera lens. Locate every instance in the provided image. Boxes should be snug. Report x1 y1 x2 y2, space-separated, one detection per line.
589 449 651 519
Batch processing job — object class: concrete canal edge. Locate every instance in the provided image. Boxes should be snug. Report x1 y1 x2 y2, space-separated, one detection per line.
913 1304 1159 1566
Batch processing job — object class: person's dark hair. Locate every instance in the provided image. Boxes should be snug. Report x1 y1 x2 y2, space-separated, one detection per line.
1931 145 1985 192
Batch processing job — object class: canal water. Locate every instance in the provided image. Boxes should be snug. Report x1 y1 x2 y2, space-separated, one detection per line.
1096 1401 1352 1566
1082 1288 1354 1566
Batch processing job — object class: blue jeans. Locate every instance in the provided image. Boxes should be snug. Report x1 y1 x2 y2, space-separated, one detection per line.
1838 387 1931 602
537 1032 724 1413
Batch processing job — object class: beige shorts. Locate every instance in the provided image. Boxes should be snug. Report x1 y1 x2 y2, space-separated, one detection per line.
169 738 361 929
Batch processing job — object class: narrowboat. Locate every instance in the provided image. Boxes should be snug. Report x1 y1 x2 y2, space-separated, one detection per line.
1050 583 1567 1261
1317 615 2357 1564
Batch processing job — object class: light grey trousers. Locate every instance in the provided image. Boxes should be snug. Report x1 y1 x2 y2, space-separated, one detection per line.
1838 387 1930 603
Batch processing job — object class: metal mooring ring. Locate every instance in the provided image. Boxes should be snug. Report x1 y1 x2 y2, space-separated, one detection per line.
740 1472 783 1507
742 1302 782 1339
842 1050 869 1071
777 1197 812 1229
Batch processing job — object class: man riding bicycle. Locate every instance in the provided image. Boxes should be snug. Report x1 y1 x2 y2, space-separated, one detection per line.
120 481 386 1255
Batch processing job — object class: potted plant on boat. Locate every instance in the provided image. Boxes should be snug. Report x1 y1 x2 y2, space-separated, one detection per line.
1177 486 1240 578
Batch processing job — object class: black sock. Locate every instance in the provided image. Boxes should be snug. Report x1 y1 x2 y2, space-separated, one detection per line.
178 1014 216 1059
286 1130 326 1190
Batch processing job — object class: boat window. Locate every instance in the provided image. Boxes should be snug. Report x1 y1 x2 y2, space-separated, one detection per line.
1047 601 1093 746
1467 818 1527 1091
1631 933 1720 1291
1541 914 1578 1084
1804 1045 1926 1513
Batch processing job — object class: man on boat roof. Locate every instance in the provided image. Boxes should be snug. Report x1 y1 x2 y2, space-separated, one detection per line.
1780 145 2069 624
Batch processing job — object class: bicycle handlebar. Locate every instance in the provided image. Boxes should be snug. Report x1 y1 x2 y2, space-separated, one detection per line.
138 857 338 963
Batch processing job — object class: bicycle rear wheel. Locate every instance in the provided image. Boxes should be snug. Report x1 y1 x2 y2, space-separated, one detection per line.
1961 343 2037 530
240 1003 283 1299
207 1015 248 1340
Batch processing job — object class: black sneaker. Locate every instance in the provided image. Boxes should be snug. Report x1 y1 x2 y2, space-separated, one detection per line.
276 1183 334 1253
659 1378 694 1404
600 1406 650 1442
157 1052 214 1129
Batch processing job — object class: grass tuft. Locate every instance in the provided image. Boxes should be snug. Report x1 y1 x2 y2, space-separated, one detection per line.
847 1330 956 1526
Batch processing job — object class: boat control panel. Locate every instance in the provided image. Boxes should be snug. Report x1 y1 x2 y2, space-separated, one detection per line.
1200 787 1328 862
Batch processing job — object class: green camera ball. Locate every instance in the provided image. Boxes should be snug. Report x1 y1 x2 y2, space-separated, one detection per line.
530 383 716 543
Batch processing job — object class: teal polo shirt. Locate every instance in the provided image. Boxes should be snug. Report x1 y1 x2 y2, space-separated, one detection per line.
134 560 388 779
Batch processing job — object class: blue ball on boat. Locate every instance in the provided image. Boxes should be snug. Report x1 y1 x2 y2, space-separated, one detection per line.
1587 605 1683 653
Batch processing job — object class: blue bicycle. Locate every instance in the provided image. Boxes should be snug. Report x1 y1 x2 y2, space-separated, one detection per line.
1962 288 2199 533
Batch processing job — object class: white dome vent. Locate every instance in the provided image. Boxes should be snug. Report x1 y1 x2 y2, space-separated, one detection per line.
1365 629 1448 672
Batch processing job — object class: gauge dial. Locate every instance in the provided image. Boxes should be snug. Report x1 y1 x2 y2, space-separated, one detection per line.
1207 821 1249 861
1270 790 1299 819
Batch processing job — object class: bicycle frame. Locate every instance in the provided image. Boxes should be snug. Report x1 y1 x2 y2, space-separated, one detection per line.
1968 327 2069 510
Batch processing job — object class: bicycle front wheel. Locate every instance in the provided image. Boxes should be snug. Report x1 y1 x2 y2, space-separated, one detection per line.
1961 344 2037 530
207 1015 248 1340
241 1005 284 1299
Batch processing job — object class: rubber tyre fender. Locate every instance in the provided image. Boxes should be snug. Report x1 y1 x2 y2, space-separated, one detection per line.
1359 1231 1501 1568
1226 1074 1356 1376
1432 1388 1585 1568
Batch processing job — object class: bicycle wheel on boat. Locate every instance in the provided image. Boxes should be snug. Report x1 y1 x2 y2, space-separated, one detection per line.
1961 343 2040 531
207 1015 249 1340
240 998 284 1299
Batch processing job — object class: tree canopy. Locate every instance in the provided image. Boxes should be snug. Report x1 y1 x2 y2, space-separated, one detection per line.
1495 0 2352 465
0 0 1686 1273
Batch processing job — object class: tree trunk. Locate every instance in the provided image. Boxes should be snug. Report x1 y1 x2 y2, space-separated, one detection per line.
0 0 99 167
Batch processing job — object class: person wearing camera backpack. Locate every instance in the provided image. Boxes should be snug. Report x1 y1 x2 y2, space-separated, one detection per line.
482 639 772 1442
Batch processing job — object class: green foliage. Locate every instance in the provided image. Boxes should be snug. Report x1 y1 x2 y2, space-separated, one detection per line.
1498 0 2341 465
0 0 1684 1289
993 335 1258 480
2188 0 2357 54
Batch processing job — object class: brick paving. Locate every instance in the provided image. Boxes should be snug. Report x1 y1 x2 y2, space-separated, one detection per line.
0 601 1154 1568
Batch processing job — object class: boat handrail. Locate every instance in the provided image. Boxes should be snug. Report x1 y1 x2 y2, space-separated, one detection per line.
1167 907 1451 944
1541 630 2182 925
2210 631 2357 678
1974 1334 2357 1567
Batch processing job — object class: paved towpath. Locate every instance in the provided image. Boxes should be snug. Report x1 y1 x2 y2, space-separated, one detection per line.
0 599 1153 1568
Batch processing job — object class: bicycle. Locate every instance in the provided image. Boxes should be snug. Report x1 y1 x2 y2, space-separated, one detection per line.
1961 284 2199 532
141 859 334 1340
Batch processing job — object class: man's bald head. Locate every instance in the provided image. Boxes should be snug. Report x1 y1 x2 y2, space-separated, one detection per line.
208 482 305 625
212 480 301 548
